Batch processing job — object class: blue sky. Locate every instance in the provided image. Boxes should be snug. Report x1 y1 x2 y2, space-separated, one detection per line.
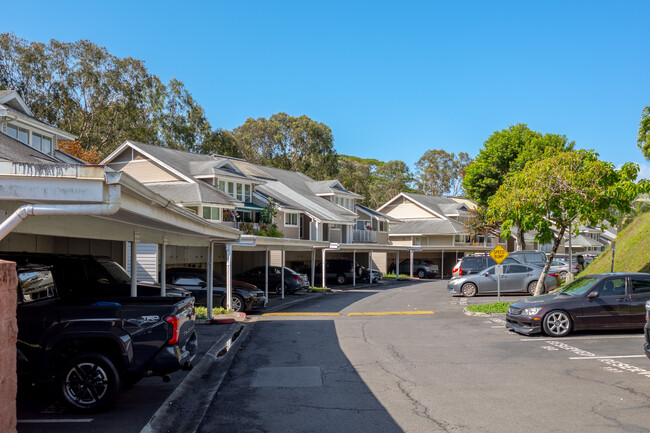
5 1 650 178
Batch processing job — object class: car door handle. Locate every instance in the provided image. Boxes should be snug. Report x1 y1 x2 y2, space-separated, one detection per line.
616 297 629 302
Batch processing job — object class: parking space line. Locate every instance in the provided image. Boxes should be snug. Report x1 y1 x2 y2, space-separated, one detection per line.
569 355 646 360
519 335 644 342
18 419 93 423
262 312 341 316
347 311 436 316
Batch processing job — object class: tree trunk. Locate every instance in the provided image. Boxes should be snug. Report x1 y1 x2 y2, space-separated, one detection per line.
515 225 526 251
534 226 566 296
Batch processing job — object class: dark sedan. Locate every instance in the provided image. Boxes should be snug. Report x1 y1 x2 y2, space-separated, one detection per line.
166 268 266 313
237 266 310 294
506 273 650 337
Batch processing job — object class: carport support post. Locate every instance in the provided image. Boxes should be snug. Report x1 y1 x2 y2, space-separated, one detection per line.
310 250 315 289
441 251 444 280
226 243 233 310
265 248 269 306
410 249 414 278
353 250 356 287
369 251 373 285
281 249 285 299
131 232 139 297
159 238 167 296
321 248 327 289
206 243 214 320
396 251 400 279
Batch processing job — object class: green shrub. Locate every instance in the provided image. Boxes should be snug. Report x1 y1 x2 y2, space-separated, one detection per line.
195 306 233 319
466 302 512 314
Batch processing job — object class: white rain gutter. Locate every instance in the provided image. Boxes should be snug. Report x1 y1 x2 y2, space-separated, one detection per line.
0 182 121 243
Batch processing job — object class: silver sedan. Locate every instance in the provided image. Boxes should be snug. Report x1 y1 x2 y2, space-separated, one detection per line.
447 263 559 297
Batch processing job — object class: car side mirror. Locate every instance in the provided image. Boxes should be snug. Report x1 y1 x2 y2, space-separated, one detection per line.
483 272 489 277
199 282 207 288
587 292 599 299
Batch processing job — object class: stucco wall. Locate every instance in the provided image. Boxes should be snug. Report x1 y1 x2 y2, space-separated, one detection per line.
0 260 17 433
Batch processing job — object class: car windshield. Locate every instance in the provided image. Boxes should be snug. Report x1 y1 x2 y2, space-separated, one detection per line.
99 261 131 284
559 276 600 296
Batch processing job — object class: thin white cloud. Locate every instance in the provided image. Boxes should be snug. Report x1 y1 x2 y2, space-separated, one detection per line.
639 162 650 180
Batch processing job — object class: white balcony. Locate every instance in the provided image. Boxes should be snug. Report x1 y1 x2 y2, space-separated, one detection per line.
353 229 376 243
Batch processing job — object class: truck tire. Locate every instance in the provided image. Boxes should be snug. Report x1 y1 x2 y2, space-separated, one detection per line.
59 352 121 412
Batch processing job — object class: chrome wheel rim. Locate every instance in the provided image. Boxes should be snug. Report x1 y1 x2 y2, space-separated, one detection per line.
546 312 570 336
64 362 108 405
232 297 243 312
462 284 476 297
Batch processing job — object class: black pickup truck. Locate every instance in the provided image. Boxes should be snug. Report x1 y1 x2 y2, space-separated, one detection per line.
15 263 197 412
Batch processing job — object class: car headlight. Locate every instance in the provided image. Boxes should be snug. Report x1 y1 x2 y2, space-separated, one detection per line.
521 307 542 316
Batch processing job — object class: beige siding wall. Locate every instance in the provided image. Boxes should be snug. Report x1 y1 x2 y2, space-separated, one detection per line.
391 237 413 246
110 160 183 183
276 211 300 239
422 235 454 246
384 201 436 220
376 232 389 244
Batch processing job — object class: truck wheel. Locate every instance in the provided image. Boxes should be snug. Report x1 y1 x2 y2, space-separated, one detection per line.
417 269 426 279
59 353 121 412
336 274 347 285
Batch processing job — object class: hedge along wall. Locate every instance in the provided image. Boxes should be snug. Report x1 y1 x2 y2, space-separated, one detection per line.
0 260 17 433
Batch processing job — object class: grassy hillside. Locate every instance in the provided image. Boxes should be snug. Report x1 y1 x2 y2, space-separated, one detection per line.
582 212 650 275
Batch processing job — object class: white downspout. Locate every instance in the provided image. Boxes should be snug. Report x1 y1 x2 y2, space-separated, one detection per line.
0 183 121 242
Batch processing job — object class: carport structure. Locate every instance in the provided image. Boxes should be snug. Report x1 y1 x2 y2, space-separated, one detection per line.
0 161 247 314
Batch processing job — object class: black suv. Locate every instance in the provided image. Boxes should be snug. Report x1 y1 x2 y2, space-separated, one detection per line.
310 259 381 285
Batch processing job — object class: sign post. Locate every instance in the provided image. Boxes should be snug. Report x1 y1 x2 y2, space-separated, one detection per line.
489 245 509 302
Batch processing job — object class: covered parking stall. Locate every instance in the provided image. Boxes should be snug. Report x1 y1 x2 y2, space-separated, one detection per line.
324 243 413 284
231 237 328 300
385 245 495 279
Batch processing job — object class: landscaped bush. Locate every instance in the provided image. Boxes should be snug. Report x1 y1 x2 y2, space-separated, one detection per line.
195 306 232 319
466 302 512 314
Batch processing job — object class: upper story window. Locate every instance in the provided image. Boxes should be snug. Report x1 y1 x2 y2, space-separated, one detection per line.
4 123 52 154
333 195 355 211
218 179 253 203
202 206 222 221
284 212 298 227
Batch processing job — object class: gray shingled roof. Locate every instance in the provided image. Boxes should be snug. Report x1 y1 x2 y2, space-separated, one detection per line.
569 235 605 248
356 204 399 222
401 193 472 217
251 165 358 224
0 132 60 164
307 180 363 198
146 181 238 207
126 141 219 177
389 218 466 235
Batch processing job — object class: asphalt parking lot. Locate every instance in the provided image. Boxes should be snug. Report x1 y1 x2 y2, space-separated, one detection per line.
16 279 650 432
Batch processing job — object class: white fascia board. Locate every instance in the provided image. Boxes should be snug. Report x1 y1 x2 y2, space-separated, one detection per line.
102 141 197 184
376 192 406 213
2 109 77 141
0 92 32 115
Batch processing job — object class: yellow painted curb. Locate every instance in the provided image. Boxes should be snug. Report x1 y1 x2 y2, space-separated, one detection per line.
347 311 436 316
261 312 342 317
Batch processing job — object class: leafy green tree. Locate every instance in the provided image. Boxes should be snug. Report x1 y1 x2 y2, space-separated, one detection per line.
463 206 501 247
232 112 338 180
488 149 646 295
336 156 374 207
370 160 414 207
463 124 574 249
199 128 244 158
415 149 470 196
0 33 210 156
638 106 650 159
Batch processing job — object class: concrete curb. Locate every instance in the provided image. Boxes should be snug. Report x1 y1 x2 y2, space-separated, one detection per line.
195 312 247 325
140 322 249 433
463 308 507 318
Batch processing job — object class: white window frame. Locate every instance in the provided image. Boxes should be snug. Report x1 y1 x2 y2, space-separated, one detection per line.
284 212 299 227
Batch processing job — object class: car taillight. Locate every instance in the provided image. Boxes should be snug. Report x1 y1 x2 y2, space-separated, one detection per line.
292 276 301 281
453 267 462 276
164 316 180 345
549 273 559 278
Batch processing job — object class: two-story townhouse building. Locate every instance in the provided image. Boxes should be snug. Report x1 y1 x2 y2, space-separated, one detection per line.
377 193 503 277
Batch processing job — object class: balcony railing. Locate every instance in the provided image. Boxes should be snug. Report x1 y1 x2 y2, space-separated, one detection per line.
353 229 376 243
